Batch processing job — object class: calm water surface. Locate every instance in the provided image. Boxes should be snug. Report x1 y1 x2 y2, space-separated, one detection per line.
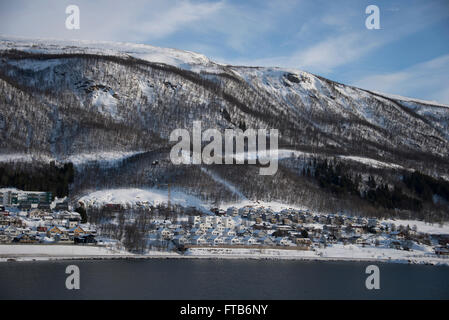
0 259 448 299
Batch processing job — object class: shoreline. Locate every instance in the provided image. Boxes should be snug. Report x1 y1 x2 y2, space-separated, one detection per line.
1 249 448 266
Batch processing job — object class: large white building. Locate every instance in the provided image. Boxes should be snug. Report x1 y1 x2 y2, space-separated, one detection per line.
0 189 52 206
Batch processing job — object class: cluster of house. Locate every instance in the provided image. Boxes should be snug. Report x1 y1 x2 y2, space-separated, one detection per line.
151 205 449 255
2 191 448 257
0 204 97 244
159 214 303 248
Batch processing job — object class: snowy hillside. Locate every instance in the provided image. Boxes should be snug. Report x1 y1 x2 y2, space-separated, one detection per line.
78 188 209 212
0 35 215 71
1 36 449 218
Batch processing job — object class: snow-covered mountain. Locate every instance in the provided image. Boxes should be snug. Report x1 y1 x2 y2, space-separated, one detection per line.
1 36 448 216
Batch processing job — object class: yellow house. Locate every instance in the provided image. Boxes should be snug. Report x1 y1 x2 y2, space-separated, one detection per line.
70 225 87 236
47 226 66 235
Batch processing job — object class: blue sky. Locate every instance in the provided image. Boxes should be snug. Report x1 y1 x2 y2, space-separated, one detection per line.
1 0 449 104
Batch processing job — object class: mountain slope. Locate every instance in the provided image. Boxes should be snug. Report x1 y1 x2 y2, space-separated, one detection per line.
0 36 448 218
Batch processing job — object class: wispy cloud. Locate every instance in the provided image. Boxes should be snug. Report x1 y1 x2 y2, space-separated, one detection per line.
291 32 384 73
130 1 225 41
218 31 391 73
217 1 449 75
354 54 449 105
0 0 226 42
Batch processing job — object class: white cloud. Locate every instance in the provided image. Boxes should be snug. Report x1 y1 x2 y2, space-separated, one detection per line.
130 1 224 40
0 0 226 42
194 1 300 53
219 1 449 74
282 2 449 74
354 54 449 105
216 31 386 73
292 32 384 73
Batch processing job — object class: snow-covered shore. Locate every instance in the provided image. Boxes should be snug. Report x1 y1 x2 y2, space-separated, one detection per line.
1 244 448 266
0 244 178 262
183 246 449 266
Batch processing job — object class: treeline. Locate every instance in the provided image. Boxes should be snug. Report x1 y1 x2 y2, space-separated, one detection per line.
308 159 446 212
0 161 74 198
403 171 449 203
313 160 360 196
364 184 422 211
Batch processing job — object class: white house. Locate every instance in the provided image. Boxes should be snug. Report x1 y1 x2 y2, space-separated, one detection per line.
198 222 211 231
173 235 189 246
3 226 19 236
227 207 238 216
222 217 235 228
189 216 202 225
207 228 221 236
275 237 290 246
65 219 79 229
202 216 214 224
212 216 222 225
243 236 258 245
222 228 236 237
159 228 174 240
214 224 225 232
209 235 225 245
225 236 241 245
191 234 207 245
190 227 204 236
258 236 275 246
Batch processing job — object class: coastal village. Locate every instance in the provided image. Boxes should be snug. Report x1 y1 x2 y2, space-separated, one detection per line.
0 189 97 245
1 188 449 261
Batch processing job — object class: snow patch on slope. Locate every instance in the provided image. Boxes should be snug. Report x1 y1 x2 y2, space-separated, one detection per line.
0 153 53 163
0 35 215 70
78 188 210 212
0 151 144 168
381 218 449 235
372 91 449 108
91 90 119 118
338 155 404 170
62 151 144 167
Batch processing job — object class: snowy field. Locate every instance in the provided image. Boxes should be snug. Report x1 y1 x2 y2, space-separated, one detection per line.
78 188 209 212
381 219 449 235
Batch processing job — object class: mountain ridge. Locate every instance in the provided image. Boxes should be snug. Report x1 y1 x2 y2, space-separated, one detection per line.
1 37 448 160
2 34 447 108
1 36 449 218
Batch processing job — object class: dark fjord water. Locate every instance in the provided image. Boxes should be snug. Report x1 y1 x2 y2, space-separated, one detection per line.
0 259 448 299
